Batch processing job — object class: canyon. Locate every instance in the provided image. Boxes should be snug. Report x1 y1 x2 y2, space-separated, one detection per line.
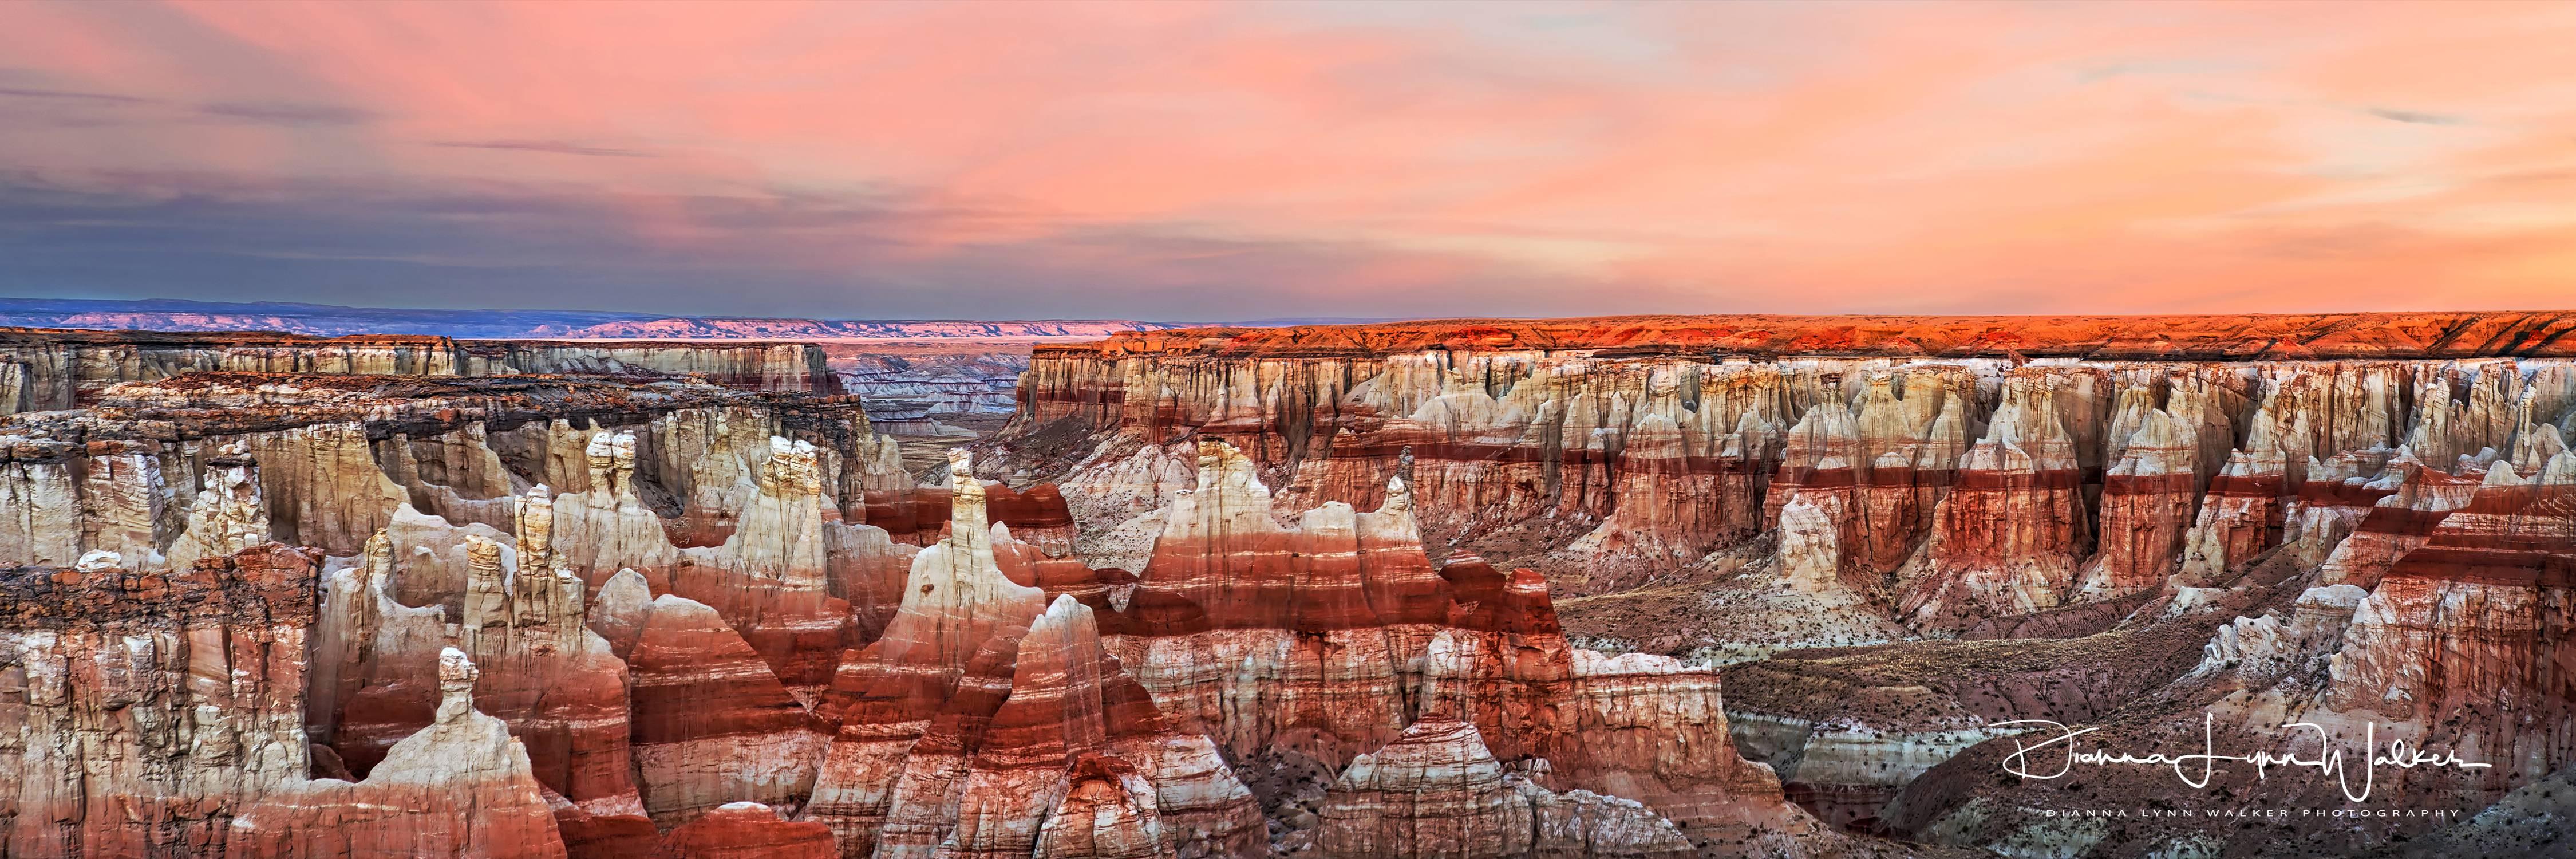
0 328 1020 483
0 299 1176 445
3 312 2573 857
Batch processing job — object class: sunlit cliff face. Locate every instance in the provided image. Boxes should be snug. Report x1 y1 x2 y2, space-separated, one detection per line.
5 1 2576 318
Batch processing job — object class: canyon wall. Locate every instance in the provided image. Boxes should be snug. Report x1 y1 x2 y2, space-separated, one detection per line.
0 297 1182 341
986 312 2576 854
1 326 1835 857
11 312 2576 858
0 328 843 413
1 543 321 857
828 345 1028 419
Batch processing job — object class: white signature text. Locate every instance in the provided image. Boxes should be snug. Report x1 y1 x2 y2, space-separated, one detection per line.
1993 713 2489 802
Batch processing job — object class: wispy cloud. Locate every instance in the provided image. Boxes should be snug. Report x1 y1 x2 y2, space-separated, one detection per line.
430 139 654 157
198 100 372 127
3 85 370 128
2365 107 2466 126
0 86 151 104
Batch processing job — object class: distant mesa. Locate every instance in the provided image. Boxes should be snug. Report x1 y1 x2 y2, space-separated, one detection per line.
0 296 1399 341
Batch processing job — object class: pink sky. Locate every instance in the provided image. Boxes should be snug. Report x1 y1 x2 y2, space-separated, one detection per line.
2 0 2572 318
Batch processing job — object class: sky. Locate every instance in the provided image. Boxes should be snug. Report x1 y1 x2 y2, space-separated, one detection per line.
2 0 2573 321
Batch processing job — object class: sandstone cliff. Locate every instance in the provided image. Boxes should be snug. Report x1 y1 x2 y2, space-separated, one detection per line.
1 545 319 857
0 327 846 415
987 314 2576 854
17 312 2576 858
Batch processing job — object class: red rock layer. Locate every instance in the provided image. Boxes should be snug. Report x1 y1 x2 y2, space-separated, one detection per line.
230 648 569 859
667 436 853 696
1092 442 1448 765
989 520 1141 608
1868 452 2575 854
625 593 827 828
2176 404 2295 584
649 802 836 859
1758 369 1979 597
2314 452 2488 589
1312 716 1696 859
808 455 1049 852
880 596 1264 858
2326 470 2576 779
2077 392 2215 598
810 450 1263 858
550 428 908 696
1005 353 1874 594
863 482 1079 550
1417 561 1794 834
1129 441 1451 633
1899 372 2095 629
0 545 319 857
307 530 454 776
1001 325 2576 638
305 525 652 843
1033 755 1174 859
1846 369 1978 577
1041 441 1813 850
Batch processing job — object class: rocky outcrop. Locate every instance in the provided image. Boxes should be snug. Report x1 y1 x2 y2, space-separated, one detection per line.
673 436 853 696
302 514 653 845
1863 443 2573 854
1899 371 2094 631
305 530 452 776
805 448 1054 853
0 367 939 857
997 321 2569 635
831 346 1030 418
991 317 2576 846
626 592 827 827
650 802 836 859
2076 387 2215 599
230 648 569 858
1054 313 2576 362
1 372 910 572
0 545 319 857
479 342 843 395
166 444 275 572
2322 467 2576 781
1 329 462 414
1097 441 1448 767
0 327 846 415
808 450 1263 858
1313 717 1695 859
1046 440 1818 852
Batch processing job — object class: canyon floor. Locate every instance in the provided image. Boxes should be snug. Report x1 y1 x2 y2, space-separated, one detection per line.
5 313 2574 858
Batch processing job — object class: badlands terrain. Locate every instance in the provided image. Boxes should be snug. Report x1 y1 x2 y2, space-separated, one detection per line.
2 312 2573 857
